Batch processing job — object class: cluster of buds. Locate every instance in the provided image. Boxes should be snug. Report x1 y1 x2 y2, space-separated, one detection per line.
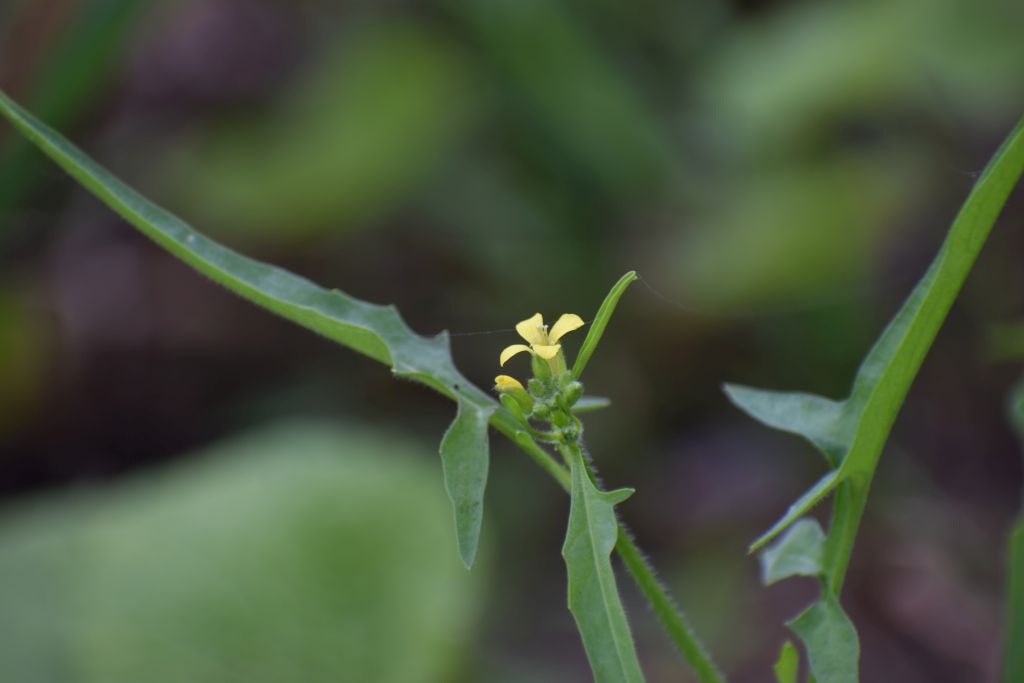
494 313 586 443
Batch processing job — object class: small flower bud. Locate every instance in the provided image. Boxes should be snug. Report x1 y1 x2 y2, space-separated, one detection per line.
494 375 534 413
531 403 550 419
527 378 545 396
550 410 571 428
500 393 527 421
561 381 583 407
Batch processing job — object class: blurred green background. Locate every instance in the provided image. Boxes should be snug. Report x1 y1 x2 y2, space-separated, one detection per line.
0 0 1022 681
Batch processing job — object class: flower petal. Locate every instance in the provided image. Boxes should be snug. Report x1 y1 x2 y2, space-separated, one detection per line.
515 313 546 345
548 313 584 344
532 343 561 360
494 375 525 392
500 344 533 366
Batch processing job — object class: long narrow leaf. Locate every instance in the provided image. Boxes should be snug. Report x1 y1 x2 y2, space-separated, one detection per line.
0 89 496 567
562 446 645 683
731 115 1024 549
573 271 637 379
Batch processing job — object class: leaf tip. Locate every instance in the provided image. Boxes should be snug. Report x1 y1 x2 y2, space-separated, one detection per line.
604 486 635 505
458 544 477 570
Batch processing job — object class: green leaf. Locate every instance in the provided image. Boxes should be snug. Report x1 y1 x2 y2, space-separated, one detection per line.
749 470 839 553
729 115 1024 550
773 640 799 683
760 518 825 585
562 446 645 683
0 88 498 568
1005 520 1024 683
0 422 485 683
440 399 495 568
573 271 637 379
574 396 612 413
723 385 849 467
788 593 859 683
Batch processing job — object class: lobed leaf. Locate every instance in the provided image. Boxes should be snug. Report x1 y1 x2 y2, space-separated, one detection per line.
772 640 799 683
788 593 859 683
0 89 498 568
562 446 645 683
730 115 1024 548
760 518 825 586
573 271 637 379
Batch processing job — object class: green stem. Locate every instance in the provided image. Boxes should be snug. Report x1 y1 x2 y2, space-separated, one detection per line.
822 478 870 595
523 429 727 683
491 409 570 490
615 527 728 683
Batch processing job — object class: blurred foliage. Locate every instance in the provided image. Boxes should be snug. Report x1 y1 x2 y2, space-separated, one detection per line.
2 0 1024 679
0 422 484 683
0 285 48 436
0 0 146 214
164 20 477 242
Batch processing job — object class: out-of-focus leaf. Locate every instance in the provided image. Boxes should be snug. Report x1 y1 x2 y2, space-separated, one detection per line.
700 0 1024 153
574 396 611 413
760 518 825 586
989 322 1024 362
454 0 671 196
573 271 636 379
1005 377 1024 683
0 0 147 214
0 89 499 567
675 157 921 310
0 287 48 434
0 422 484 683
729 115 1024 552
773 640 799 683
440 399 495 568
1006 522 1024 683
562 446 644 683
166 21 476 241
787 594 859 683
1008 376 1024 438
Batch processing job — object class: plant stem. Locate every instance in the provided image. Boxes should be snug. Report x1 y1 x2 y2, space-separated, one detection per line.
823 479 870 595
615 526 728 683
494 411 727 683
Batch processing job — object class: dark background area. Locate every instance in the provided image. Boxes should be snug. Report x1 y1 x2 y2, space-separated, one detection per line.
0 0 1022 681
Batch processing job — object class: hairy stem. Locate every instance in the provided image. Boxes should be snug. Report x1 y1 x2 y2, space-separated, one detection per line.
505 420 727 683
615 526 728 683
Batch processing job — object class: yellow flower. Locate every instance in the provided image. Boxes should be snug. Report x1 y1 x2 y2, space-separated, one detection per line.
494 375 525 392
499 312 584 366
